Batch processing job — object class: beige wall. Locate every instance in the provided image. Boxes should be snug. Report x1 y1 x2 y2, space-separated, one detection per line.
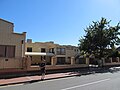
0 19 13 34
26 42 57 52
0 18 26 69
0 57 22 69
26 43 48 52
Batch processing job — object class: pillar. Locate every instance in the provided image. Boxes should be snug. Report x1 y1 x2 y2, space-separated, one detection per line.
71 57 75 65
86 57 89 65
110 57 112 63
21 32 26 57
116 57 119 62
51 57 57 65
101 58 105 66
26 56 31 70
22 57 27 69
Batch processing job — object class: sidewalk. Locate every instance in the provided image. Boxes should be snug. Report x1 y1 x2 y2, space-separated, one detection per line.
0 67 109 86
0 72 79 86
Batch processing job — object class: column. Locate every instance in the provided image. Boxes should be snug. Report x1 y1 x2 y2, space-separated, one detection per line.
71 57 75 65
101 58 105 65
86 57 89 65
110 57 112 63
51 57 57 65
21 40 24 57
116 57 119 62
26 56 31 70
21 32 26 57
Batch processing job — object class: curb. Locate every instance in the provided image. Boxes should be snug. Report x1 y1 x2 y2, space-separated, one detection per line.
0 74 78 86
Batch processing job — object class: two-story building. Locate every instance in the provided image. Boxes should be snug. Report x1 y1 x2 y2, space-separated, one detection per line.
25 39 80 66
0 18 26 69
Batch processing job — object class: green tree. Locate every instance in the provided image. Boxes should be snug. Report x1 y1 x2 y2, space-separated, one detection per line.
78 17 120 59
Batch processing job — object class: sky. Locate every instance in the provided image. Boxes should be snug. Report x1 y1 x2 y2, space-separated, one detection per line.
0 0 120 46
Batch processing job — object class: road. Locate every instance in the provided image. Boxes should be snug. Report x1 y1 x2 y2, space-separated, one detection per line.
1 72 120 90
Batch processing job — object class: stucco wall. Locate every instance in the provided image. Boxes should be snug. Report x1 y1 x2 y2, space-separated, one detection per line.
0 19 13 34
0 57 22 69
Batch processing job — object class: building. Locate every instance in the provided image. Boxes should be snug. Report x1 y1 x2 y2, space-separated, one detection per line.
25 39 80 66
0 18 26 69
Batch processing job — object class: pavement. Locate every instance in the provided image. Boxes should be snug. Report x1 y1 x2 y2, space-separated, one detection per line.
0 72 80 86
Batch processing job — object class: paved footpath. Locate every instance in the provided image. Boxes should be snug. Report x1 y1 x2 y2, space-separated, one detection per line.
0 72 79 86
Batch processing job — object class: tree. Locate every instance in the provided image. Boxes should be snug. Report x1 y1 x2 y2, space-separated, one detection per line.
78 17 120 59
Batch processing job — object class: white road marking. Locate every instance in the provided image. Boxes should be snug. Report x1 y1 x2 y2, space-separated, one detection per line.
61 78 110 90
0 84 23 89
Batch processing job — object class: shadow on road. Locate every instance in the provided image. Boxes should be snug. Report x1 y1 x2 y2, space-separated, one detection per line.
72 66 114 77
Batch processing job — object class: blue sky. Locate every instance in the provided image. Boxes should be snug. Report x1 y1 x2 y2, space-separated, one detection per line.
0 0 120 46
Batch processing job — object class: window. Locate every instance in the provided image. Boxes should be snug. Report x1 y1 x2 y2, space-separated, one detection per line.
49 48 54 53
41 48 46 52
6 46 15 58
57 48 66 55
61 48 65 54
0 46 5 57
57 48 60 54
77 49 79 52
74 49 76 52
57 57 65 65
74 49 79 52
27 47 32 52
0 45 15 58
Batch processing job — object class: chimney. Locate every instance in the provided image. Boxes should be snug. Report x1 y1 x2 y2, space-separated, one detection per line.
27 39 32 43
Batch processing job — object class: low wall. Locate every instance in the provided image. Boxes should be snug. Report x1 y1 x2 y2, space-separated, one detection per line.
28 64 88 71
104 62 120 66
0 57 22 69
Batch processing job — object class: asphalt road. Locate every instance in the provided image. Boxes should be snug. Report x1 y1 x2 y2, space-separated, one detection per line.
1 71 120 90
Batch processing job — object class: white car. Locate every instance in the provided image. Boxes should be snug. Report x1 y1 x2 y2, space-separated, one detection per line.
109 67 120 73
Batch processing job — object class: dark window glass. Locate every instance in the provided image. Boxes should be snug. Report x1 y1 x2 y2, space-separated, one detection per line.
49 48 54 53
41 48 46 52
0 45 5 57
61 48 65 54
74 49 76 52
57 48 66 55
0 45 15 58
57 57 65 65
6 46 15 58
27 47 32 52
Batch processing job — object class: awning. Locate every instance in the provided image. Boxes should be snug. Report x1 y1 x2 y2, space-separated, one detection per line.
25 52 54 56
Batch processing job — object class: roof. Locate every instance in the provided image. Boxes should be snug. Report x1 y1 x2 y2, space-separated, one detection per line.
0 18 13 25
25 52 54 56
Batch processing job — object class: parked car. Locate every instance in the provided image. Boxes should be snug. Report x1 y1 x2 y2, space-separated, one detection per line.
109 67 120 73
